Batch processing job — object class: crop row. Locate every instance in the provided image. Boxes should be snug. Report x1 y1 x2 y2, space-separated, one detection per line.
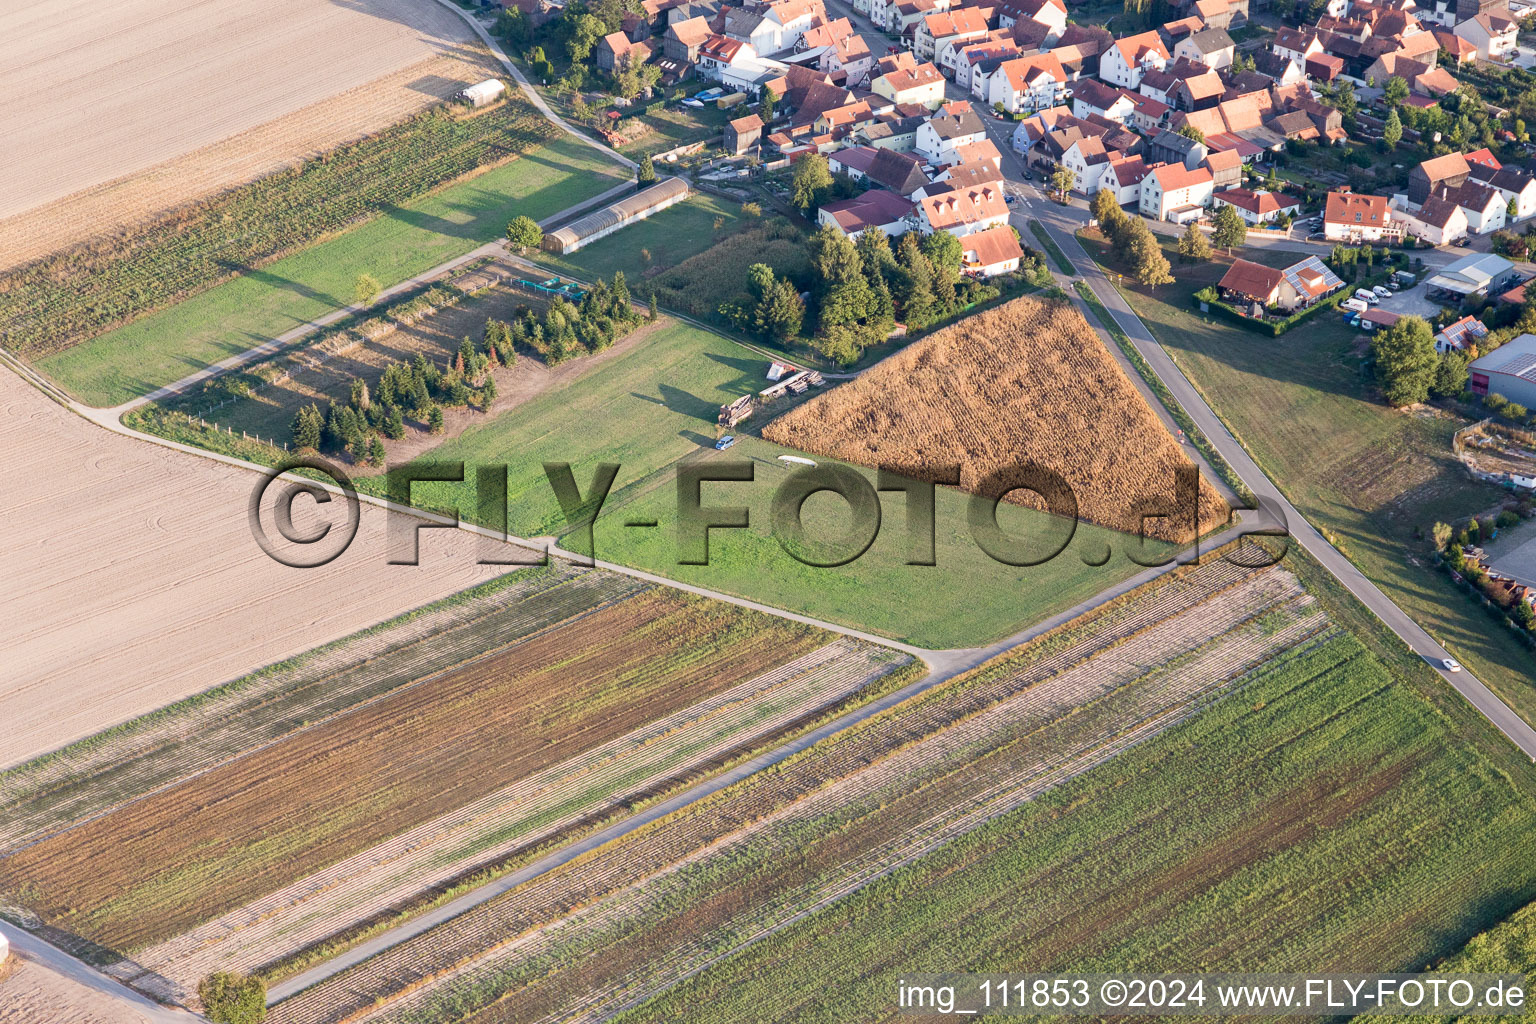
0 591 826 952
357 583 1327 1024
610 630 1536 1024
136 640 911 996
0 566 641 853
264 560 1299 1024
0 101 562 357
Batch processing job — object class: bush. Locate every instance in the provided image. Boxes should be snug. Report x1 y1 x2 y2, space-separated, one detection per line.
199 972 266 1024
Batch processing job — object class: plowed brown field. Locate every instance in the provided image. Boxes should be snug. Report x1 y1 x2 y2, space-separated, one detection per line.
0 592 824 952
763 297 1229 542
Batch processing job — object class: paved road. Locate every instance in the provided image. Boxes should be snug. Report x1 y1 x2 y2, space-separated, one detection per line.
0 922 205 1024
996 156 1536 760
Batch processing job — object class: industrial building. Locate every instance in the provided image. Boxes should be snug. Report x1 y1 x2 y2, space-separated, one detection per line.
1470 334 1536 409
542 177 691 254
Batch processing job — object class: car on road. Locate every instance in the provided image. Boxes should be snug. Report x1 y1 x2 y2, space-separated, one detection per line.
1442 658 1462 673
1005 194 1018 204
715 435 736 450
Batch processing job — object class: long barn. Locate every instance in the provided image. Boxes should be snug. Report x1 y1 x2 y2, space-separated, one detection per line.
542 177 690 254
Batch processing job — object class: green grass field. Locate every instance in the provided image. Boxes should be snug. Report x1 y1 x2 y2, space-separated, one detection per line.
532 193 750 282
613 625 1536 1023
38 135 628 407
1078 232 1536 725
354 319 1172 649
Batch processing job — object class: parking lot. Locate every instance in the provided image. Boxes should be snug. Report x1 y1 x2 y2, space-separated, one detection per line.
1374 282 1443 320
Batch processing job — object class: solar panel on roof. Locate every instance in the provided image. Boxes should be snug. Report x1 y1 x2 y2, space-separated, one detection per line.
1495 352 1536 381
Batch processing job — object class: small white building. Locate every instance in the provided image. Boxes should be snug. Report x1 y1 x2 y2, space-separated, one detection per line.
460 79 506 107
1140 161 1214 222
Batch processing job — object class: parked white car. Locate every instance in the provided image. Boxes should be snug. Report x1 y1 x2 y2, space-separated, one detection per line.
1373 285 1393 298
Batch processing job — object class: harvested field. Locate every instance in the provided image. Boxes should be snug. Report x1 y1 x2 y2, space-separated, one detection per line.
762 296 1229 543
0 364 512 770
0 46 505 272
263 555 1321 1024
0 0 481 226
0 952 157 1024
0 591 830 953
0 566 644 854
134 641 911 998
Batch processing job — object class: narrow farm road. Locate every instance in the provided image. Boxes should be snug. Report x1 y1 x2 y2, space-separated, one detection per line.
428 0 639 171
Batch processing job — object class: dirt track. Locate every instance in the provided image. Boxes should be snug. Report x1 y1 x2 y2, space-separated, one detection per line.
0 0 483 232
0 369 508 769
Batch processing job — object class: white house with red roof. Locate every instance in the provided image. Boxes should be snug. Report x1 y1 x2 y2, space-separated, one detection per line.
990 53 1068 115
1455 9 1519 62
1099 31 1170 89
961 223 1025 277
1140 161 1214 221
1210 187 1301 225
1098 153 1152 206
817 189 915 238
915 183 1010 235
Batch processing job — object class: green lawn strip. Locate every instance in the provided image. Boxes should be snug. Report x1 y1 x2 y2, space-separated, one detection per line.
531 193 749 282
1030 219 1075 275
586 434 1174 650
1078 235 1536 725
37 135 627 407
1072 278 1255 507
612 628 1536 1024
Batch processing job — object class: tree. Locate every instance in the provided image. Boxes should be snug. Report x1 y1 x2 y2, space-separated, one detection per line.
1384 75 1409 106
1383 107 1403 149
199 972 266 1024
919 230 963 276
742 201 763 217
1091 189 1127 239
1050 164 1075 197
648 292 659 321
289 404 323 451
1129 227 1174 286
1177 221 1212 262
481 374 498 408
365 435 386 466
791 153 834 211
1371 314 1438 407
1510 196 1521 220
1434 350 1470 398
637 154 657 187
427 404 445 433
353 273 382 306
760 86 778 122
565 12 604 62
1432 520 1454 551
505 215 543 254
747 262 804 342
1176 123 1205 144
1211 204 1248 253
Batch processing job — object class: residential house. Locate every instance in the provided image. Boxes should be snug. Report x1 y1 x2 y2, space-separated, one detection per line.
915 100 987 163
914 183 1010 235
997 0 1067 40
1272 28 1324 65
1170 68 1226 111
1052 23 1114 77
597 31 655 71
1217 259 1287 310
872 55 947 109
817 189 916 237
1455 8 1519 61
1432 29 1478 65
1409 152 1472 206
956 35 1021 94
1282 254 1346 307
1449 180 1508 235
1173 28 1236 70
1140 161 1214 221
1324 189 1402 242
761 0 828 52
724 112 764 154
990 53 1068 114
1211 187 1301 225
1218 255 1343 312
697 34 753 80
1148 128 1209 169
1071 79 1137 124
1062 136 1113 193
914 8 990 64
1100 31 1170 89
1099 153 1153 206
960 223 1025 277
1395 191 1470 246
1472 164 1536 221
1435 314 1490 353
1125 91 1172 134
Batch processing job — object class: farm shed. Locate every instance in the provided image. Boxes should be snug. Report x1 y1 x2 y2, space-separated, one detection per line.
460 79 507 107
542 177 691 254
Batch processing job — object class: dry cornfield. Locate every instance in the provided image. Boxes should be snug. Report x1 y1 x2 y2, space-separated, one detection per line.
764 297 1230 542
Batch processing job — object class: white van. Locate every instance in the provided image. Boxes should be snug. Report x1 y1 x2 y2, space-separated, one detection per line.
1341 298 1369 314
1354 288 1380 305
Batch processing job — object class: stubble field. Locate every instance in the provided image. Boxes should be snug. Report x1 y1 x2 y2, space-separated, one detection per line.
763 296 1230 543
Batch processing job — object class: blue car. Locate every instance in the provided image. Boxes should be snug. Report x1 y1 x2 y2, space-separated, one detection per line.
715 435 736 450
